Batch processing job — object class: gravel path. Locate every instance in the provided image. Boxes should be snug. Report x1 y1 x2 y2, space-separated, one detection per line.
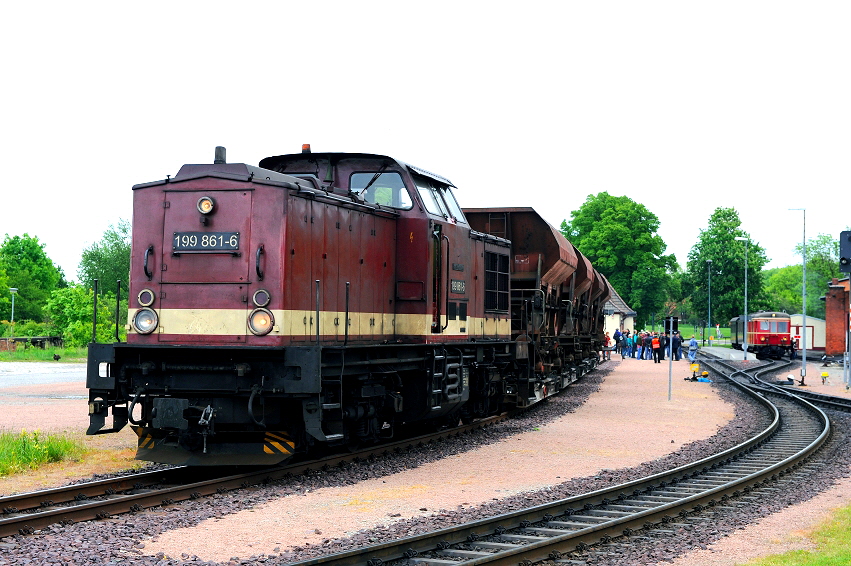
0 358 849 565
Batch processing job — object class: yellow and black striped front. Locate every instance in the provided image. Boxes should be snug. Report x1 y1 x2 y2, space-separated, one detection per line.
263 431 296 456
131 426 298 466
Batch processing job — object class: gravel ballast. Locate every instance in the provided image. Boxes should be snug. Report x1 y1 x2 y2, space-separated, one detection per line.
1 357 850 565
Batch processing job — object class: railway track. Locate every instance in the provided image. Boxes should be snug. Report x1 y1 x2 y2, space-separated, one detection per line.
699 351 851 413
284 357 831 566
0 414 506 538
0 356 608 539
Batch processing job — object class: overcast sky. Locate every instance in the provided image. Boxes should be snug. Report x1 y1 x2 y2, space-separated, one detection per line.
2 1 848 284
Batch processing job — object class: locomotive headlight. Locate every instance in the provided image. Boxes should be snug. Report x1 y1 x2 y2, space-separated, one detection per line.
252 289 271 307
197 196 216 215
248 308 274 335
138 288 155 307
133 308 159 334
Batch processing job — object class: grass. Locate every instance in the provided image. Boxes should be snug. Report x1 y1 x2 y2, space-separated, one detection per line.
0 430 86 476
0 346 87 362
742 505 851 565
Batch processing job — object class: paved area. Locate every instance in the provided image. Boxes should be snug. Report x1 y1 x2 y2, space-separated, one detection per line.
0 361 86 389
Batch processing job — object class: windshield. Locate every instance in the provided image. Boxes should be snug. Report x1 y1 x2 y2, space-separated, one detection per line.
350 172 413 209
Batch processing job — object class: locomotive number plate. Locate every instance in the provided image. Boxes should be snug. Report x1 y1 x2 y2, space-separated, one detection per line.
173 232 240 251
450 279 466 294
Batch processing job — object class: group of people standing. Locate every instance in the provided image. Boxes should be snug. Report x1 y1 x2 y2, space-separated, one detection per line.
606 328 700 363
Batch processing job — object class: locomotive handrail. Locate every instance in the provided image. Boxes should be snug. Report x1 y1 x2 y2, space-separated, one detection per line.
255 244 265 281
442 234 451 331
315 279 321 344
143 245 154 280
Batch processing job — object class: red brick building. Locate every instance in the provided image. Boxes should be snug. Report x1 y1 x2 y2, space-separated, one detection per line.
823 277 850 356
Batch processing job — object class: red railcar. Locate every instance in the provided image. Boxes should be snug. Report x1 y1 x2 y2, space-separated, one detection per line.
87 147 607 465
730 311 797 359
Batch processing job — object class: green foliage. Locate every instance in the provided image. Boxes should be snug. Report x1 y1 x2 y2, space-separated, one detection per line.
0 234 66 322
77 219 132 292
0 267 9 320
0 430 85 476
789 232 847 320
0 346 87 362
797 232 841 282
560 192 677 328
45 285 127 347
685 208 768 325
763 266 803 315
16 319 50 336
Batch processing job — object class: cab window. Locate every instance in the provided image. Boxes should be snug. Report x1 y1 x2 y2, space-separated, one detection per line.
416 179 449 216
414 175 467 223
350 172 413 209
442 188 467 224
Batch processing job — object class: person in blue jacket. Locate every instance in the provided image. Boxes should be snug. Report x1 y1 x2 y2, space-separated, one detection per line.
687 335 699 362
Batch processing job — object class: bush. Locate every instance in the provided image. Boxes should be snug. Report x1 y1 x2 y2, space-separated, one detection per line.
45 285 127 347
0 430 85 476
8 319 51 336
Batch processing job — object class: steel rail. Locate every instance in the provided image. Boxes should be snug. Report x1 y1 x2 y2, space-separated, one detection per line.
286 360 831 566
0 414 507 538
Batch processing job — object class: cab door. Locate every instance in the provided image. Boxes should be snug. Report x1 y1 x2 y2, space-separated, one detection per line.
412 175 470 338
158 188 252 342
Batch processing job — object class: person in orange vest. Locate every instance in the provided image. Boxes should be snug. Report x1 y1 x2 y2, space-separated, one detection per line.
651 333 662 363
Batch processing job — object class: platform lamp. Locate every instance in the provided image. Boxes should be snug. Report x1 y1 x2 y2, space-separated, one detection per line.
789 208 807 381
734 237 749 360
8 288 17 343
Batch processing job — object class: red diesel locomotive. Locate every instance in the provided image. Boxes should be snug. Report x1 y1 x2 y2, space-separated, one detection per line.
730 311 797 359
86 147 609 465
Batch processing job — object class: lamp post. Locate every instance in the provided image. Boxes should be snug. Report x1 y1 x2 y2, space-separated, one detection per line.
706 259 712 346
8 288 17 344
790 208 807 380
734 237 749 360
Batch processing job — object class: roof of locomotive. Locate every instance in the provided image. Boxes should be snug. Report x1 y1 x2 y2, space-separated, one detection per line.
259 151 455 188
132 162 313 190
729 311 791 323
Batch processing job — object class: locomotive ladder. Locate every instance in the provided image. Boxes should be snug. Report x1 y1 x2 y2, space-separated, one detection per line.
319 371 345 442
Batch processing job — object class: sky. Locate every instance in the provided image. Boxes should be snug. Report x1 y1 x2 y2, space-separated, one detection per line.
2 1 849 285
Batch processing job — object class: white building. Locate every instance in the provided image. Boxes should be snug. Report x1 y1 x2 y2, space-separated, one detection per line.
790 314 826 352
602 282 636 336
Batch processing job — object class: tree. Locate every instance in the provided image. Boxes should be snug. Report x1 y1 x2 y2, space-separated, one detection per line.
763 266 802 315
45 285 126 347
685 208 768 327
790 232 847 320
0 267 10 323
78 219 132 293
560 192 677 328
0 234 66 322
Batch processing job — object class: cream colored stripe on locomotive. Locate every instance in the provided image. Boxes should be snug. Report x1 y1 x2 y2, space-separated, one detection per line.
128 308 510 337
